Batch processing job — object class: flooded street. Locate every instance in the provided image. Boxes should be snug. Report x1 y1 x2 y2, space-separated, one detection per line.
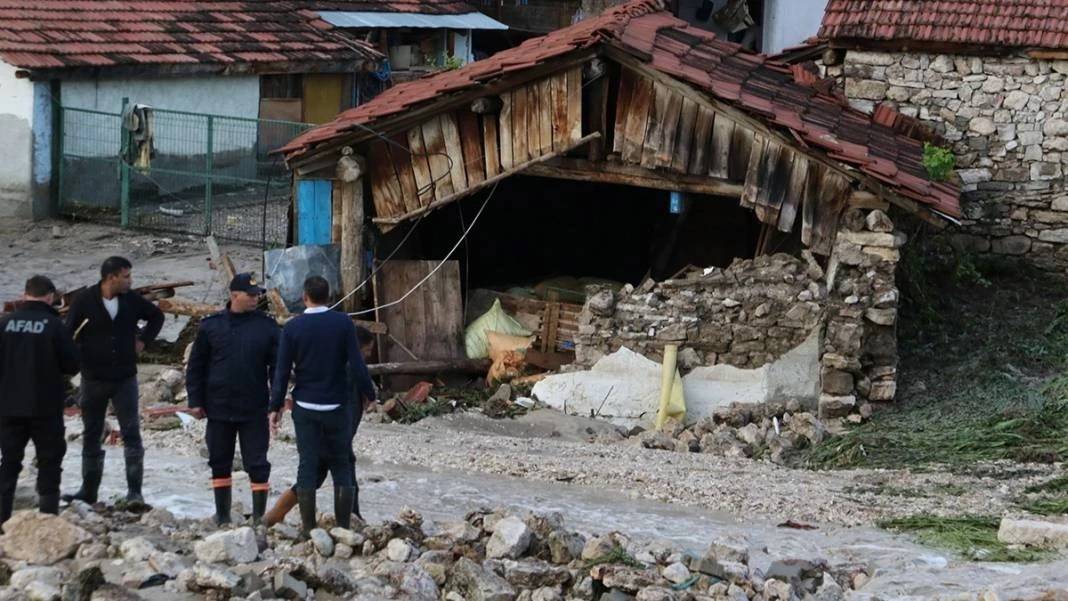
48 426 1068 601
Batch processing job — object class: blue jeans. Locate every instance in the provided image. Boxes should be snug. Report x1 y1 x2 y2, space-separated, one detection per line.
80 377 142 463
292 405 353 489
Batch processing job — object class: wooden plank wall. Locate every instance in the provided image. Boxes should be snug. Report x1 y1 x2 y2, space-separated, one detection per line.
611 67 853 254
367 66 583 225
377 260 465 387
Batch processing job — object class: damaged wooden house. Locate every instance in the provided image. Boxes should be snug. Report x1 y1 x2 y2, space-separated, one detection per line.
278 0 961 424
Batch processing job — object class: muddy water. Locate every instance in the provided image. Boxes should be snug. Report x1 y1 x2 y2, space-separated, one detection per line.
55 446 1067 600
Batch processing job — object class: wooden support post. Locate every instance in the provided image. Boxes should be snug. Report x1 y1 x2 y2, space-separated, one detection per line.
339 172 365 313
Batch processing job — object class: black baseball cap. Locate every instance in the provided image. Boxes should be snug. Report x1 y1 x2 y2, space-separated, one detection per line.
229 273 265 295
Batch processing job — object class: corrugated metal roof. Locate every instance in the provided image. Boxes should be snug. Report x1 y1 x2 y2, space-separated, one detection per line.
319 11 508 30
284 0 960 219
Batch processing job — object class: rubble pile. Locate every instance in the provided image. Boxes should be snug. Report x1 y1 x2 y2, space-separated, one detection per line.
626 404 832 465
0 503 872 601
575 253 825 371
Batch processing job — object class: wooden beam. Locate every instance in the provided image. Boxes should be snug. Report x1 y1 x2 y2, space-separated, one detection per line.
158 297 220 318
525 157 744 197
366 358 490 376
372 133 601 225
849 190 890 210
206 235 236 293
339 176 364 313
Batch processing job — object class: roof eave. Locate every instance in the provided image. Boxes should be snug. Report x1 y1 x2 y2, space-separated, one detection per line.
16 58 382 82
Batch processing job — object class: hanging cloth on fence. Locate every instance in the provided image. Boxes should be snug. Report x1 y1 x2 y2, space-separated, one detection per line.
121 104 155 169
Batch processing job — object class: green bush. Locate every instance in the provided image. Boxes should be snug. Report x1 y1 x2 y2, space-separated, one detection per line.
923 143 956 181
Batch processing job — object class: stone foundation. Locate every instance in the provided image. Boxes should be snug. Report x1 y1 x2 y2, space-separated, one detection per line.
829 50 1068 271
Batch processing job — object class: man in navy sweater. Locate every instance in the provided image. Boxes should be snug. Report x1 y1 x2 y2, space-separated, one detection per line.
270 276 373 534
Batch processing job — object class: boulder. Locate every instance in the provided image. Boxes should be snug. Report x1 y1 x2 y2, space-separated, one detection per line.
448 557 516 601
310 528 335 557
119 537 158 562
387 538 416 562
501 559 571 588
26 582 62 601
487 517 532 560
400 564 440 600
0 511 91 564
272 572 309 600
193 563 242 590
997 517 1068 549
148 552 190 579
11 566 66 590
63 566 105 601
88 585 142 601
329 527 366 548
661 562 691 584
194 527 258 564
548 530 586 564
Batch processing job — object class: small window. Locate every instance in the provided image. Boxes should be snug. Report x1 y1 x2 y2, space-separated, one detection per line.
261 74 303 99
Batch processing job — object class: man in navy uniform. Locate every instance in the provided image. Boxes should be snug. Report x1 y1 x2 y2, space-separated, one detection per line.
0 276 79 526
186 273 279 526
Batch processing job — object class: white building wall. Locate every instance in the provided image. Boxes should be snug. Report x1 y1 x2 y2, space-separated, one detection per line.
762 0 828 55
62 75 260 156
0 62 36 218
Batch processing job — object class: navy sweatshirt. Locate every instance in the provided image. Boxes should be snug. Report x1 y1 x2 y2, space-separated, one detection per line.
270 307 375 412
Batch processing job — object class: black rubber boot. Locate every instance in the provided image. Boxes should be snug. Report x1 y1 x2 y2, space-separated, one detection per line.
0 492 13 528
62 455 104 505
353 484 364 522
38 493 60 515
251 489 267 526
334 486 355 530
124 457 144 505
296 489 316 538
213 486 232 526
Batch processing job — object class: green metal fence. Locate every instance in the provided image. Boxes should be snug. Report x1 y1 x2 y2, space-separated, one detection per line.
58 100 313 247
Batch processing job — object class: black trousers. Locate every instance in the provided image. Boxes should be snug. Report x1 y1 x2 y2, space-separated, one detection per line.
0 415 66 498
80 377 142 463
292 405 352 489
205 417 270 484
291 404 362 492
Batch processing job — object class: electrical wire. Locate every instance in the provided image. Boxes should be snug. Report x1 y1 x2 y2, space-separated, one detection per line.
345 182 497 316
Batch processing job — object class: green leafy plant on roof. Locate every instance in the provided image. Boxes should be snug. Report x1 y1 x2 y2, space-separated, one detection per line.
923 142 956 182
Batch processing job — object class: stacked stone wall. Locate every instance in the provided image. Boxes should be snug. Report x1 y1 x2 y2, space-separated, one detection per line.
574 253 825 372
829 50 1068 271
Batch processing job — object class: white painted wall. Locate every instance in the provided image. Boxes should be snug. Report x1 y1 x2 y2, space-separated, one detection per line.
0 61 36 218
763 0 828 55
61 75 260 156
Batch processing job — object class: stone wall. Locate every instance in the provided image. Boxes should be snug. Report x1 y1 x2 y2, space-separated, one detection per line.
829 50 1068 271
575 253 826 372
819 208 903 418
573 208 902 419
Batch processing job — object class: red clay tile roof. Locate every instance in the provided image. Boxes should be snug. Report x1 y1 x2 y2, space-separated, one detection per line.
284 0 960 219
310 0 477 14
0 1 381 73
820 0 1068 50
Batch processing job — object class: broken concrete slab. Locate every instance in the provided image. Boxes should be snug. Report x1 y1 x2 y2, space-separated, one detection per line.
0 511 91 565
998 517 1068 549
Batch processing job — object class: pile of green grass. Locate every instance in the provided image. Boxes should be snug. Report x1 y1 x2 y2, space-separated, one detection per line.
796 245 1068 471
878 515 1051 563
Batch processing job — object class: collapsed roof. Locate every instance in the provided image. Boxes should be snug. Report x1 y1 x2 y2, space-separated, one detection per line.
282 0 960 222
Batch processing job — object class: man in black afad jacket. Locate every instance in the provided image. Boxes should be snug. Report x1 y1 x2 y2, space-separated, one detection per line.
63 257 164 507
0 276 79 526
185 273 279 526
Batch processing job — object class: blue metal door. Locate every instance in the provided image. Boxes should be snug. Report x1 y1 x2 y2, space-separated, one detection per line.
297 179 333 245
